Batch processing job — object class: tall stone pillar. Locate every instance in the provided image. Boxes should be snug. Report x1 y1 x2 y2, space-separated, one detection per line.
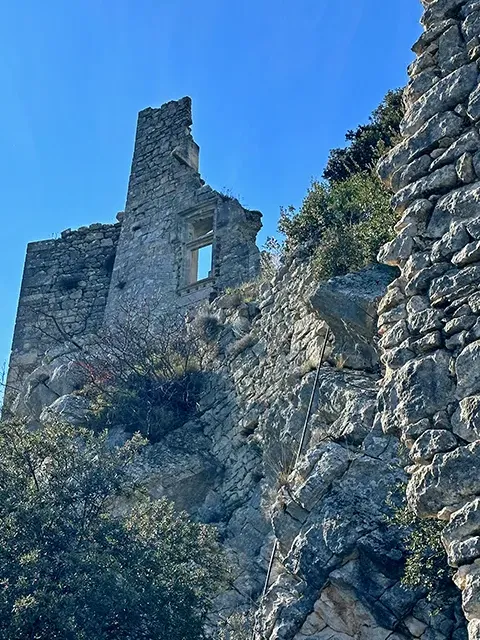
376 1 480 636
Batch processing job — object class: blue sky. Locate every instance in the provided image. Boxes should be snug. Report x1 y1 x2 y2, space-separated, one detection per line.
0 0 422 375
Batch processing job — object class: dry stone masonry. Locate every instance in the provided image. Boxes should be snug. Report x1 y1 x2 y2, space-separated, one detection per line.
376 1 480 638
104 97 261 321
5 222 121 405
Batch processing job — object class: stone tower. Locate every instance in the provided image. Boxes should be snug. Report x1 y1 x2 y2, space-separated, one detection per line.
105 97 262 319
5 97 262 403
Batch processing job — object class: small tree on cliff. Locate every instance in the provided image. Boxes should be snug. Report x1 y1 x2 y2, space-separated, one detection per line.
277 88 404 278
0 420 225 640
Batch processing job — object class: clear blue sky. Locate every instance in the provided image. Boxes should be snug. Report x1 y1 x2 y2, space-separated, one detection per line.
0 0 422 375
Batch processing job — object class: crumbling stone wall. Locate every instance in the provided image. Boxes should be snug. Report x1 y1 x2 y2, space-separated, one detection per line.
5 222 120 404
376 1 480 637
104 97 261 321
6 97 261 403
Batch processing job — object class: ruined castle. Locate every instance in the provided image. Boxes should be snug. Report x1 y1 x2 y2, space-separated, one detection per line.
6 96 262 396
7 0 480 638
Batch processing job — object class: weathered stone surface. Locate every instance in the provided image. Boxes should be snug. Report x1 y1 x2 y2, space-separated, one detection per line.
310 265 394 370
421 0 470 26
394 199 434 235
13 366 59 419
404 252 433 281
462 6 480 39
402 64 478 136
444 315 477 336
448 537 480 568
379 321 410 350
408 308 444 334
431 129 480 171
457 341 480 398
412 17 456 54
457 153 477 184
410 428 458 464
405 68 441 104
412 329 443 352
46 360 89 397
432 222 470 261
378 111 464 186
294 443 350 509
438 24 468 74
384 350 454 428
468 86 480 122
454 561 480 620
467 219 480 240
378 228 415 266
452 240 480 266
391 155 433 192
378 305 407 329
430 265 480 306
432 183 480 224
406 263 453 296
375 2 480 636
469 619 480 640
40 394 90 426
408 442 480 517
453 396 480 442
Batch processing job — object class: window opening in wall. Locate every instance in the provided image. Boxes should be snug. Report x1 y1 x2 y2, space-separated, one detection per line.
195 244 213 281
186 214 214 285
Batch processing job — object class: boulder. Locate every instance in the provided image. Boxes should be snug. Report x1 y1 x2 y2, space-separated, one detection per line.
383 350 454 430
310 265 395 370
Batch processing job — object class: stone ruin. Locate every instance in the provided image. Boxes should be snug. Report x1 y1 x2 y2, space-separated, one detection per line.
6 0 480 638
5 96 262 400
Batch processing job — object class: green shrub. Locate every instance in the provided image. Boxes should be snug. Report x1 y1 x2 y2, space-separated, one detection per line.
275 89 404 279
85 369 200 443
215 611 255 640
280 171 397 279
323 89 404 183
0 420 225 640
387 485 454 602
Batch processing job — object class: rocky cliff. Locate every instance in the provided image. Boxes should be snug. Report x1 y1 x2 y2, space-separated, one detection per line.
7 0 480 638
10 255 466 639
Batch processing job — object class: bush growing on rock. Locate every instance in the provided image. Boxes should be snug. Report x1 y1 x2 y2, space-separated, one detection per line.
388 485 454 603
215 611 254 640
78 309 205 442
323 89 404 183
0 420 225 640
277 90 404 279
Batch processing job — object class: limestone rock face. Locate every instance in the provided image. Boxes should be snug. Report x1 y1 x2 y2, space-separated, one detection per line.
8 0 480 635
310 264 395 370
8 258 465 640
376 0 480 635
